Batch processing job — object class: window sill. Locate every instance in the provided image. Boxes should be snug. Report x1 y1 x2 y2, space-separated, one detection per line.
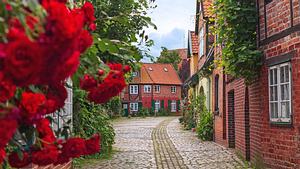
270 121 293 128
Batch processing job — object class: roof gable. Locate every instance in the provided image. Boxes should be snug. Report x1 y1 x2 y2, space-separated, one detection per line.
188 31 199 57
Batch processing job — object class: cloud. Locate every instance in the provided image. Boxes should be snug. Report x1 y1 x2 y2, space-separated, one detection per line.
150 28 187 57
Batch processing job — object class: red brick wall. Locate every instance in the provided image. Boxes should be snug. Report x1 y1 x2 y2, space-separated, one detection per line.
258 0 300 168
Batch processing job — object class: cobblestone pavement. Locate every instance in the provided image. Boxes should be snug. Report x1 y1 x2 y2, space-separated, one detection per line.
84 117 243 169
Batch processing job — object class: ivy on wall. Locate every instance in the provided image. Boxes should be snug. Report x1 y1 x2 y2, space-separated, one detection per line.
211 0 262 84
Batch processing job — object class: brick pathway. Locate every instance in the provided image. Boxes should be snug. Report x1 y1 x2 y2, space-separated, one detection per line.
83 117 243 169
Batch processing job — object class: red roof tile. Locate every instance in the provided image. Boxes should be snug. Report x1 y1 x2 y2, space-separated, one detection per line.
189 31 199 55
203 0 213 18
140 63 182 85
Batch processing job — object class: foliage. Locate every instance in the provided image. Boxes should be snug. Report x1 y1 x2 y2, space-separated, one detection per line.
103 97 122 118
156 47 182 71
211 0 262 84
73 89 115 158
181 95 199 130
196 94 213 141
157 108 170 116
137 107 150 118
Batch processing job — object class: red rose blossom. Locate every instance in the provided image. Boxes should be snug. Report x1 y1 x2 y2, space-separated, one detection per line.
0 73 16 103
32 146 59 166
8 151 31 168
61 138 86 158
85 134 101 155
36 118 56 145
46 84 68 111
82 2 96 24
123 65 131 73
20 92 46 118
77 30 93 53
0 148 5 165
80 75 97 91
4 36 43 86
54 152 70 165
0 119 18 148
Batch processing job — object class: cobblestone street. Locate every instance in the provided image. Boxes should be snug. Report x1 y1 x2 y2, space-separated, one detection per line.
86 117 243 169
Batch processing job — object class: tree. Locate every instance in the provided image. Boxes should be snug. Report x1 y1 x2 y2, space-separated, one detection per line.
156 47 182 71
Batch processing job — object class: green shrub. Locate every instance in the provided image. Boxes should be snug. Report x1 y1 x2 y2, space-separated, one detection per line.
196 110 213 141
73 90 115 159
137 107 150 117
157 108 170 116
103 96 122 118
179 117 184 123
195 94 213 141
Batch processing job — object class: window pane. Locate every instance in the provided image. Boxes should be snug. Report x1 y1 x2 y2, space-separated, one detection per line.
270 69 273 85
281 84 289 101
280 66 285 83
270 86 278 101
274 69 278 84
271 103 278 118
285 65 289 82
281 102 290 118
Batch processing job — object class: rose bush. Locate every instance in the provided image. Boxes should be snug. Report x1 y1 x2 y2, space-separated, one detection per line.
0 0 130 167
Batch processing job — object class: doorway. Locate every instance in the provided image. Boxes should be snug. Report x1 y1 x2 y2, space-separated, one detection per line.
228 90 235 148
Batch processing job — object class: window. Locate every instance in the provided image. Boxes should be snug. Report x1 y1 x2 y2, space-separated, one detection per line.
214 75 219 112
130 85 138 94
155 101 160 112
144 85 151 93
130 103 138 112
171 86 176 93
199 28 204 57
269 62 291 123
132 72 138 77
154 85 160 93
171 100 177 112
123 104 128 109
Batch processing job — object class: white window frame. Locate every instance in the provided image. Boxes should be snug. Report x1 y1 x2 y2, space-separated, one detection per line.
171 86 176 93
154 85 160 93
130 85 138 94
268 62 292 123
199 28 204 57
155 100 160 112
171 100 177 112
130 103 138 112
144 85 151 93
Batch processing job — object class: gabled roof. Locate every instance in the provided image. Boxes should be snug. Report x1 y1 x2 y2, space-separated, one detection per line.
188 31 199 57
202 0 213 18
140 63 182 85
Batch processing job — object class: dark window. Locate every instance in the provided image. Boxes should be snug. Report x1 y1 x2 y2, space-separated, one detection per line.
265 0 273 4
214 75 219 112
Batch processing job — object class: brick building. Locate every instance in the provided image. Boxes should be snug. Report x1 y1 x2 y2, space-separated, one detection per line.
185 0 300 168
121 63 182 115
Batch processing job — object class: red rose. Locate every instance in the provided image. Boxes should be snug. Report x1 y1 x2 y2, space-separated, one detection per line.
8 151 31 168
88 70 126 104
52 51 80 82
108 63 123 71
32 146 59 166
61 138 86 158
54 152 70 165
44 2 84 41
85 134 101 155
123 65 131 73
82 2 96 24
36 118 56 145
0 148 5 165
46 84 67 111
20 92 46 118
0 73 16 103
3 36 42 86
77 30 93 53
89 23 96 31
0 119 17 148
80 75 97 91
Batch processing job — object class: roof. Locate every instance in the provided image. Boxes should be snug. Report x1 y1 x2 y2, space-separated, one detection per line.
202 0 213 18
188 31 199 57
139 63 182 85
168 48 188 60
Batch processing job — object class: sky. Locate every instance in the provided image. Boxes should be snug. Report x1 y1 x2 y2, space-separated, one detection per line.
142 0 196 62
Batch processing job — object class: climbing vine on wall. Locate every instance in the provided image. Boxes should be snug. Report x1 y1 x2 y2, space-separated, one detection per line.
211 0 262 84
